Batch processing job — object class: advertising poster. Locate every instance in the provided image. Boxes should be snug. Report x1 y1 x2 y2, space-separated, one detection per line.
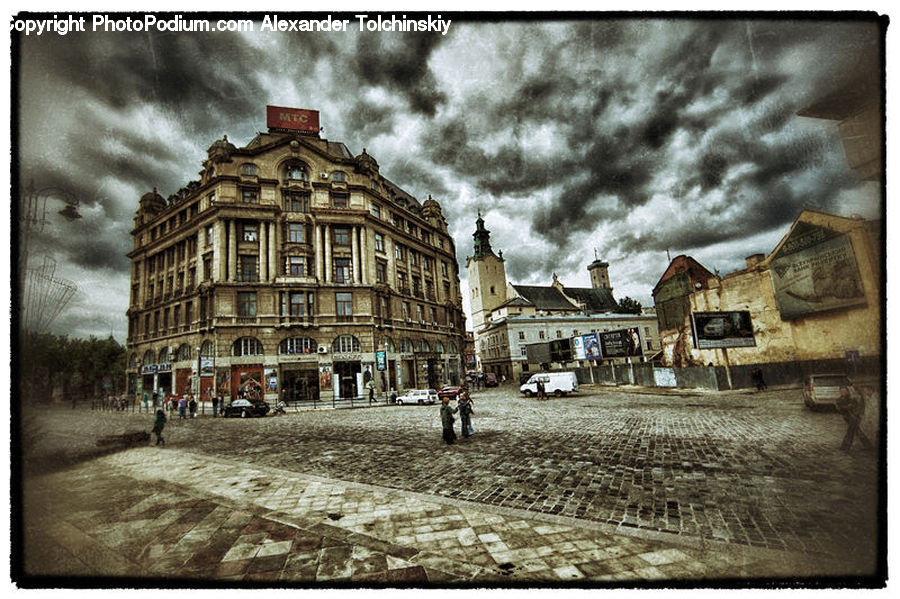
583 333 602 360
691 311 756 349
572 336 586 360
200 357 214 377
770 230 866 320
265 368 278 392
319 365 333 391
599 328 642 357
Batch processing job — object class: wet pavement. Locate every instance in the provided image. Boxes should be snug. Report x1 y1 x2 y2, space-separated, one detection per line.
14 384 885 586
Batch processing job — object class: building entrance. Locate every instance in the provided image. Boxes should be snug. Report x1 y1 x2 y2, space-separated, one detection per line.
282 367 320 403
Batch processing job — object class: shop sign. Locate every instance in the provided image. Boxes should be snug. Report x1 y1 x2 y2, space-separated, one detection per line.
333 353 362 362
157 363 172 372
375 350 387 371
266 105 320 133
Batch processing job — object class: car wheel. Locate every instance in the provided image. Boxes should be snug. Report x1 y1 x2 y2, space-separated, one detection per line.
397 399 403 405
241 409 248 418
554 390 563 397
524 390 533 397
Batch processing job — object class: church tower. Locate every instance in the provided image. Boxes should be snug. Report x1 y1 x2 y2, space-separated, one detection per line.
587 255 612 294
466 213 508 332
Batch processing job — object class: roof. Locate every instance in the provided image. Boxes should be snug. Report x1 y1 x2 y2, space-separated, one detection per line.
511 285 578 311
562 287 617 313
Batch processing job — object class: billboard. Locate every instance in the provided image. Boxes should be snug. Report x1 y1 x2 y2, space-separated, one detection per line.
690 311 756 349
573 334 602 360
266 105 320 134
525 342 552 364
549 338 573 362
599 328 642 357
770 227 866 320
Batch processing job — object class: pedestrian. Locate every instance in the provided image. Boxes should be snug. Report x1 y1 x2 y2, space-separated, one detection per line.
367 380 375 403
751 367 767 392
440 395 458 445
458 390 474 438
151 409 167 446
212 393 219 418
178 395 188 419
188 394 198 418
837 385 873 451
536 379 546 400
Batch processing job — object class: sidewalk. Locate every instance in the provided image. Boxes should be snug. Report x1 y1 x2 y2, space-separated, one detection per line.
19 446 854 585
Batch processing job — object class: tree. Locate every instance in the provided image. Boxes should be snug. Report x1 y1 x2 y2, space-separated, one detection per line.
614 296 643 315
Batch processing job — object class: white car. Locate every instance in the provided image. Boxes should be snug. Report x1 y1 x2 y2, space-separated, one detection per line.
395 389 438 405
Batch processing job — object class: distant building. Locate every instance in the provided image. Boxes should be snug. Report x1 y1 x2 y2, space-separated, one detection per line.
654 210 881 370
465 215 658 381
125 106 467 404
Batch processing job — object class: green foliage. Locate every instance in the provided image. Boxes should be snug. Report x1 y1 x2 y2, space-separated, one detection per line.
614 296 643 315
18 333 126 403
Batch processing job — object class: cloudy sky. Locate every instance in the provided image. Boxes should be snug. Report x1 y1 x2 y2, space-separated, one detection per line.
12 11 885 342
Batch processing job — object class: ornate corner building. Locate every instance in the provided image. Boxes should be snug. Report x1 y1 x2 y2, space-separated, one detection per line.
125 107 467 404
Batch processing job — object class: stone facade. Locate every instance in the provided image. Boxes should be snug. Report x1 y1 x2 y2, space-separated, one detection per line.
126 124 467 403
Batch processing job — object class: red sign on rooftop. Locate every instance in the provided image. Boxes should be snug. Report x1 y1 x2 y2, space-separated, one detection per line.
266 105 320 134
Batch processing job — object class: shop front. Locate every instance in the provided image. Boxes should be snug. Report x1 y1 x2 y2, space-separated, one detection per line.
231 364 264 399
281 362 321 402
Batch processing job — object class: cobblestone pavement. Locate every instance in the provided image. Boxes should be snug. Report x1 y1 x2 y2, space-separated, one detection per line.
16 384 885 585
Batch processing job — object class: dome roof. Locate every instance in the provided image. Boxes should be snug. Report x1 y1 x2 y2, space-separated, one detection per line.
207 134 237 163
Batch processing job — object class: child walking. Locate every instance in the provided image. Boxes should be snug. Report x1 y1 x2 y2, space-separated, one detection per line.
152 409 167 446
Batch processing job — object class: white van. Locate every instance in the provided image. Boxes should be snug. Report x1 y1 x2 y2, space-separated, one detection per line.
520 372 578 397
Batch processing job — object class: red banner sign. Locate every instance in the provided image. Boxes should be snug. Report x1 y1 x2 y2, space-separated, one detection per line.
266 106 320 133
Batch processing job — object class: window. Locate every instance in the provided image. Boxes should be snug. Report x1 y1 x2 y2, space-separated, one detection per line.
281 292 313 317
379 296 390 319
331 193 349 209
539 331 546 340
410 250 418 266
286 163 308 181
412 276 421 297
331 171 347 183
416 304 424 322
556 330 562 338
336 292 353 317
205 225 214 246
334 258 352 284
401 301 411 321
232 337 264 356
441 261 448 277
241 163 259 176
288 223 306 244
376 260 387 283
429 307 437 323
203 256 212 281
518 331 525 341
239 255 258 282
289 292 307 316
284 192 310 212
237 292 257 316
241 188 258 204
279 336 316 355
443 281 451 298
287 256 307 276
333 334 360 353
242 223 258 242
397 273 408 294
394 244 405 261
370 203 382 219
333 226 351 246
434 341 445 353
400 338 414 353
374 232 385 252
418 339 430 353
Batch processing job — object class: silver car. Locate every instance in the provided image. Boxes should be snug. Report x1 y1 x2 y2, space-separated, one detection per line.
395 389 438 405
802 374 851 410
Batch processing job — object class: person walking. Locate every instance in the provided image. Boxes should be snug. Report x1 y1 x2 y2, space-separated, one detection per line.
188 394 198 418
178 395 188 419
536 379 547 400
458 390 474 438
440 395 458 445
212 392 219 418
151 409 167 446
837 384 873 451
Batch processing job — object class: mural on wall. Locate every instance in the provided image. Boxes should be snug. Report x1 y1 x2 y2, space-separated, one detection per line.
770 224 866 320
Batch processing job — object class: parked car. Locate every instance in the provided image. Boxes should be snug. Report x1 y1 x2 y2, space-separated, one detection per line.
437 385 466 401
802 373 851 411
395 389 438 405
520 372 578 397
483 373 499 387
224 398 270 418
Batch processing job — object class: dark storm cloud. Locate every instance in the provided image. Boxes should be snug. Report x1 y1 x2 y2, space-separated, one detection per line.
343 101 399 139
351 33 447 116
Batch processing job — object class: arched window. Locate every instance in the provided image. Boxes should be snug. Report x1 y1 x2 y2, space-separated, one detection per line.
157 347 170 364
130 353 140 369
142 350 155 365
200 340 214 357
379 337 395 353
418 339 431 353
332 335 360 353
284 162 309 182
433 341 445 354
241 163 259 176
232 337 264 356
400 338 414 353
331 170 347 183
176 343 192 362
279 337 317 355
448 342 458 355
